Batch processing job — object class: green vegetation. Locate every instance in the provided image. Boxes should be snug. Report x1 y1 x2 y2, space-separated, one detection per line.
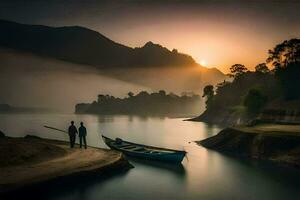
202 85 214 109
76 90 201 116
200 38 300 123
243 88 267 115
268 38 300 100
255 63 270 74
228 64 247 79
202 71 279 115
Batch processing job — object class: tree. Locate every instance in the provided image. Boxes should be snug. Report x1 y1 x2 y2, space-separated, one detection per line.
172 49 178 54
267 38 300 69
275 62 300 100
158 90 166 96
97 94 105 103
267 39 300 100
255 63 269 73
229 64 248 79
137 91 150 97
128 92 134 98
202 85 214 109
244 88 267 115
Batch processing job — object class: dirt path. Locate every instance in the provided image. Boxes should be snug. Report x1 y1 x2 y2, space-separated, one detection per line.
0 138 131 193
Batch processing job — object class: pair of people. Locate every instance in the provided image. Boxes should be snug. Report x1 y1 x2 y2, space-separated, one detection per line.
68 121 87 149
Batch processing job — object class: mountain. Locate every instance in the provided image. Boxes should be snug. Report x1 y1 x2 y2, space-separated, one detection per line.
0 19 226 112
0 19 195 68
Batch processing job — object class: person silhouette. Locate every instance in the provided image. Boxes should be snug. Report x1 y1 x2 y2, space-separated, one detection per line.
68 121 77 148
78 122 87 149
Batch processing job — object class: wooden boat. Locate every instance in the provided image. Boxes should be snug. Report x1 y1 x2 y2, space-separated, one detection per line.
102 135 186 163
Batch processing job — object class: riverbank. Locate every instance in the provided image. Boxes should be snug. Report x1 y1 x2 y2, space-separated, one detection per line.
189 100 300 126
197 124 300 168
187 108 245 126
0 134 132 195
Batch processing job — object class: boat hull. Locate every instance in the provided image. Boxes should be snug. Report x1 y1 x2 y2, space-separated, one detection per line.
102 135 186 163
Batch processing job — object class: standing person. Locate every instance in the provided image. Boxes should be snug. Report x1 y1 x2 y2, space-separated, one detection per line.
79 122 87 149
68 121 77 148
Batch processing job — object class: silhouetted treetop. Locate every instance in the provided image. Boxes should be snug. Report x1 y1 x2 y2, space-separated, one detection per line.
267 38 300 69
76 90 201 116
267 38 300 100
229 64 248 79
128 92 134 98
159 90 167 96
255 63 270 73
198 38 300 123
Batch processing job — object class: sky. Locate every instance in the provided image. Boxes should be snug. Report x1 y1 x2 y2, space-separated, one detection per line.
0 0 299 73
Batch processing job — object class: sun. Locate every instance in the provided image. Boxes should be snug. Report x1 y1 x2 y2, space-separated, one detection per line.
200 60 207 67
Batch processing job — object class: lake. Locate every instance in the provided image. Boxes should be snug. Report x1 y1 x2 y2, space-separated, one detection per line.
1 113 300 200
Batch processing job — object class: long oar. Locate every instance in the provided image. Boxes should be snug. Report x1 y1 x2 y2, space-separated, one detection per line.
44 125 68 134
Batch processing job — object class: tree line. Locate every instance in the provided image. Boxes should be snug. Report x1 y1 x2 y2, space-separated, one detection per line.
202 38 300 117
75 90 201 116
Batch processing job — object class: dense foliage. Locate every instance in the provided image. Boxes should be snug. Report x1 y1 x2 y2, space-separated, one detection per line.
268 38 300 99
76 90 201 116
244 89 267 115
205 71 280 113
202 38 300 117
202 85 214 109
229 64 248 79
275 62 300 100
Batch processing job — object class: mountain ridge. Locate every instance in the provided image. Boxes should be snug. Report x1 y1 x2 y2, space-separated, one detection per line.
0 20 226 111
0 19 199 69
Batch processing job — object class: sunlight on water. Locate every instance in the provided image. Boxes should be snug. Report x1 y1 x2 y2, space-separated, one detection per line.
1 113 300 200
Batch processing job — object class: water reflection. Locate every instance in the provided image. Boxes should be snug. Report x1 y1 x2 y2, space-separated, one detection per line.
97 115 115 123
1 114 300 200
203 123 221 137
129 157 186 177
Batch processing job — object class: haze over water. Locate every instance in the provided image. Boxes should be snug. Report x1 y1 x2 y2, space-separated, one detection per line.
1 113 300 200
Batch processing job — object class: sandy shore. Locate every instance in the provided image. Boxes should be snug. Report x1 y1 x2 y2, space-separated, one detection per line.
0 135 132 195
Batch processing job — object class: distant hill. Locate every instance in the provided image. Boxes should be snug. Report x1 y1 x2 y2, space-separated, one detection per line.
0 19 195 68
0 19 226 112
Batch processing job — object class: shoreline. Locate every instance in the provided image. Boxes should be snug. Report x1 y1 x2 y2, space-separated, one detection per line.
0 135 133 196
197 124 300 168
186 110 245 126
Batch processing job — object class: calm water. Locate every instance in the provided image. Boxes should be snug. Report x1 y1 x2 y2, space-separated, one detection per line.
1 113 300 200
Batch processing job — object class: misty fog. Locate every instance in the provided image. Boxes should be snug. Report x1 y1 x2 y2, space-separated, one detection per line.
105 65 224 93
0 48 224 113
0 48 149 112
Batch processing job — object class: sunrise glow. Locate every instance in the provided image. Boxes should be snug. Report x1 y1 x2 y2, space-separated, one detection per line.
0 1 300 199
200 60 207 67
